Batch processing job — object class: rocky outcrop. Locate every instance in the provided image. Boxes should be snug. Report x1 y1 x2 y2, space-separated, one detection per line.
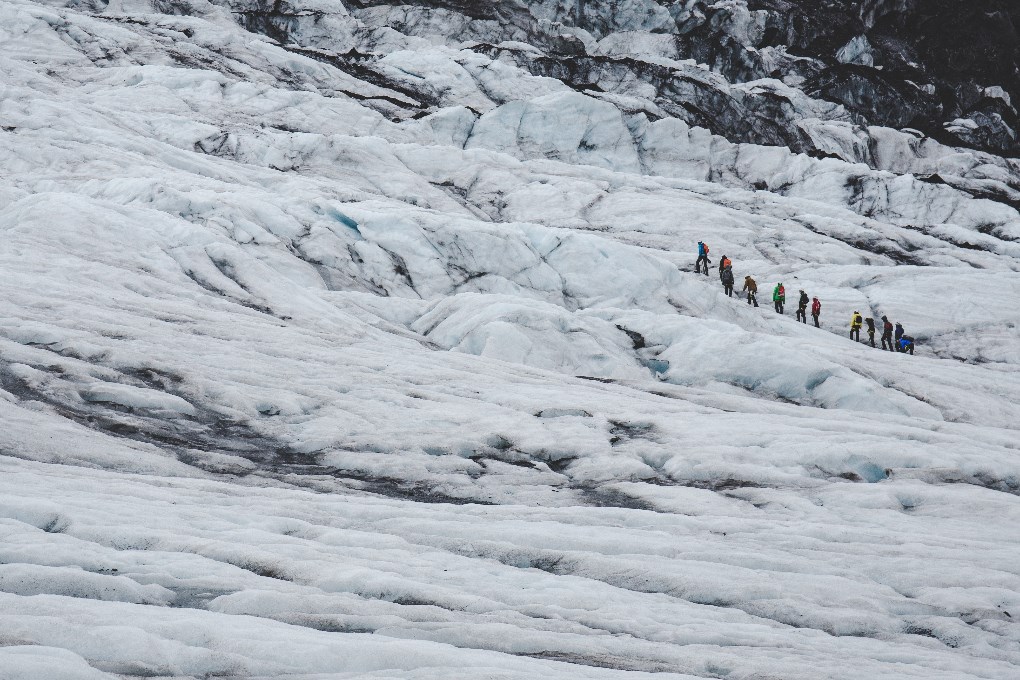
206 0 1019 158
742 0 1020 154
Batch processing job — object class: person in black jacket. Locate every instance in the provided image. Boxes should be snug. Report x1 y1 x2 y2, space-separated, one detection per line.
795 290 809 323
721 266 735 297
865 317 876 347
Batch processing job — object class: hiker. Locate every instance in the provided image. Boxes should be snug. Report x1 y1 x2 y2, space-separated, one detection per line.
895 323 905 351
850 311 863 342
880 316 894 350
742 275 758 307
773 282 785 314
865 317 876 347
795 290 809 323
718 255 731 280
811 297 821 327
696 241 710 275
721 265 735 297
899 335 915 355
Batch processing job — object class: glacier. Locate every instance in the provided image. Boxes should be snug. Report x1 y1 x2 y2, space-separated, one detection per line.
1 0 1019 678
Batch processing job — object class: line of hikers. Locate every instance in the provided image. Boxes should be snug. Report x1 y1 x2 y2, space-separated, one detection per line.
697 241 916 354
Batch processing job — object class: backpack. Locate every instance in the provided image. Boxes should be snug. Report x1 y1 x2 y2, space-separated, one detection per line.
853 313 862 327
812 299 821 314
778 285 785 298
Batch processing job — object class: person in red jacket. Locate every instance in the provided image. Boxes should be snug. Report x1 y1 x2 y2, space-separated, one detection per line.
881 316 894 351
811 297 821 327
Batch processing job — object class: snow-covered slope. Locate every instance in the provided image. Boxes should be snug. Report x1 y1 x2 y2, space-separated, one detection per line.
2 1 1019 678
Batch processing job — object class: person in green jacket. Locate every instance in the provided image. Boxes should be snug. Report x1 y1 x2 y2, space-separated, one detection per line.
773 283 785 314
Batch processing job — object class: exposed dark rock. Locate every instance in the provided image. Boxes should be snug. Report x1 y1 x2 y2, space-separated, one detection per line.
806 64 940 129
747 0 1020 153
615 325 646 350
470 43 821 152
212 0 1020 155
346 0 499 21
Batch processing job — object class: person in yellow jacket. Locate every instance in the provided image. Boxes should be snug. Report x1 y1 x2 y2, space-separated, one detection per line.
850 310 863 342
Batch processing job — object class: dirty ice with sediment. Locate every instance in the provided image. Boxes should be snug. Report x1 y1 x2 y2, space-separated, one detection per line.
2 0 1020 678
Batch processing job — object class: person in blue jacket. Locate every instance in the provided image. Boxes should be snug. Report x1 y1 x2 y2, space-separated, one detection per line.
696 241 710 275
